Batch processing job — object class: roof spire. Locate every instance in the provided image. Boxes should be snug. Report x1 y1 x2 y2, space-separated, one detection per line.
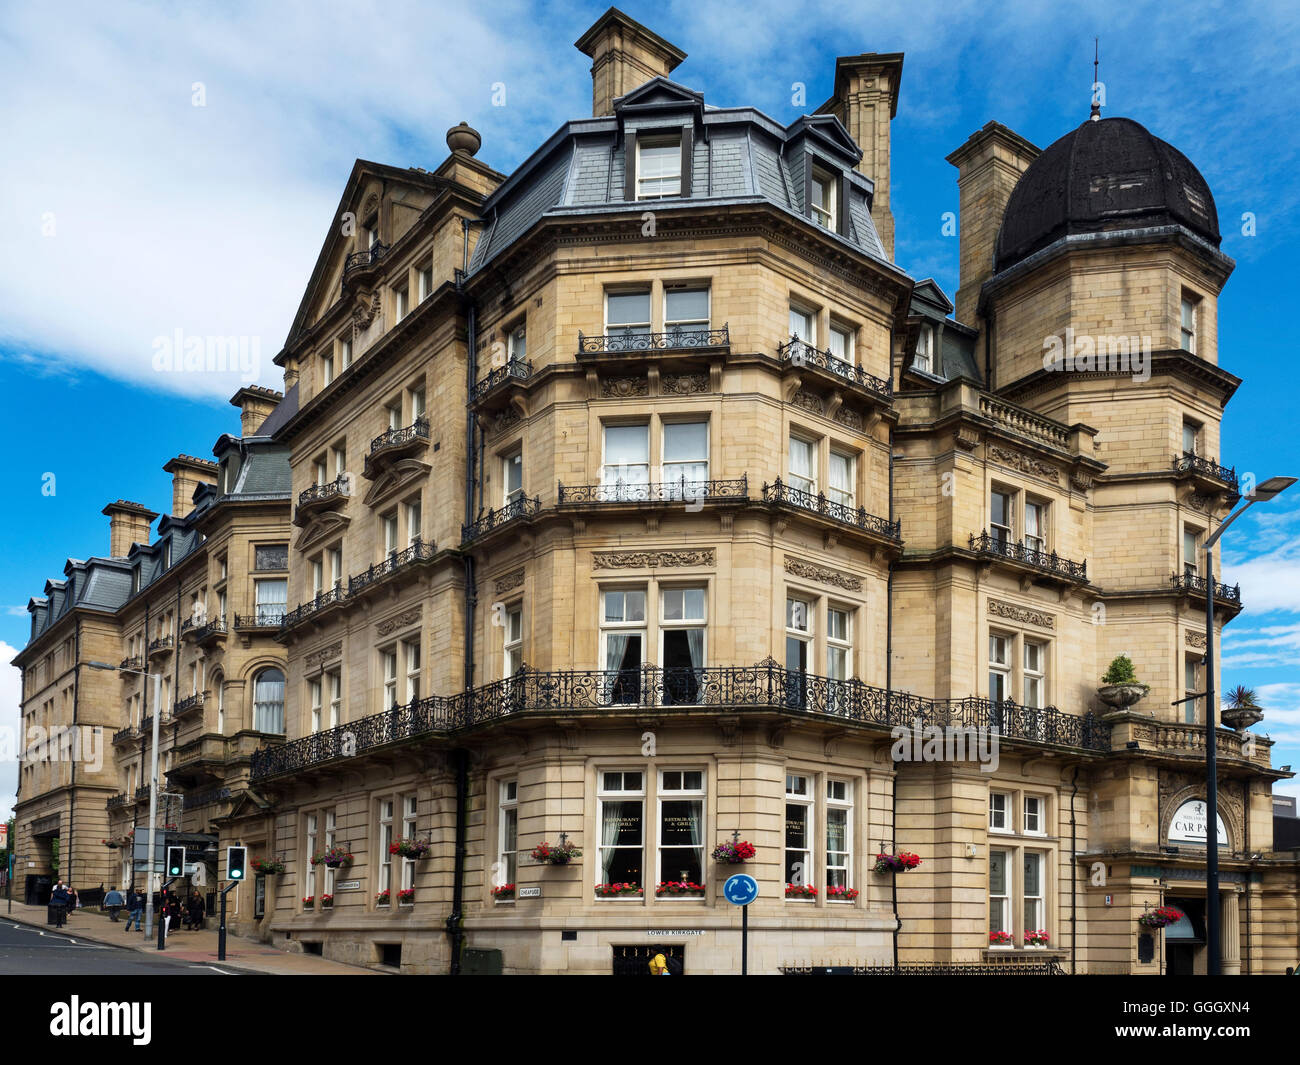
1090 37 1101 121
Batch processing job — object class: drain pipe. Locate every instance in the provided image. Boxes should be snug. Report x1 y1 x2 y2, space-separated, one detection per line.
1070 765 1079 974
446 747 469 974
887 442 900 970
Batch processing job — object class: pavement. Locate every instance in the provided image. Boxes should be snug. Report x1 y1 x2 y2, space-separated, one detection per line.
2 900 382 975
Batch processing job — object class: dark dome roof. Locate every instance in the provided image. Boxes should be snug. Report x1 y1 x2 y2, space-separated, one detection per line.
995 116 1220 273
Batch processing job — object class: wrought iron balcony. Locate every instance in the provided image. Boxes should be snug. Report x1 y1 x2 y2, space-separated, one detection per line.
119 656 144 672
1170 572 1242 605
349 540 437 596
146 635 174 657
777 338 893 402
234 611 285 631
173 692 204 718
462 495 542 543
369 416 429 457
1172 452 1238 490
111 725 137 746
134 784 152 803
343 241 388 278
761 478 901 540
106 792 132 810
183 785 232 812
577 325 730 357
557 476 749 507
280 585 347 631
470 358 533 406
192 617 227 644
969 532 1088 582
295 475 351 524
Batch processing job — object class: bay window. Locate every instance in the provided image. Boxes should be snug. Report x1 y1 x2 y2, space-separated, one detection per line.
990 490 1014 545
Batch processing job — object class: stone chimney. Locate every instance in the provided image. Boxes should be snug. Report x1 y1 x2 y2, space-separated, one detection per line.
229 385 283 436
575 7 686 117
102 500 157 558
816 53 904 259
162 455 219 519
946 121 1040 325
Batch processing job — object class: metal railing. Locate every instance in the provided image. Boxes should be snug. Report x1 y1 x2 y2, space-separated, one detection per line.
119 656 143 672
147 635 174 655
558 476 748 506
777 338 893 401
369 416 429 457
173 692 204 717
344 241 388 276
298 474 349 508
251 661 1109 780
183 786 232 811
461 496 542 543
234 611 285 629
781 960 1067 975
761 479 901 540
470 358 533 404
1173 453 1237 489
192 617 227 641
969 532 1088 582
106 792 132 810
280 586 347 630
111 726 137 746
577 325 730 355
1170 572 1241 604
349 540 437 596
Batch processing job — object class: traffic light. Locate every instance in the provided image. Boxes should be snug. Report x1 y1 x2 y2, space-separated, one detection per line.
227 845 247 882
166 846 185 878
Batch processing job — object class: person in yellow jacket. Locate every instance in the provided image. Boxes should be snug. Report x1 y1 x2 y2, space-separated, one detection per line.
648 952 672 975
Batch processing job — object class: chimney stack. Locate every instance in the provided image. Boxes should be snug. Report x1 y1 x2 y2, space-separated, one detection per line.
816 53 904 259
102 500 157 558
575 7 686 117
229 385 283 436
946 121 1040 325
163 455 219 518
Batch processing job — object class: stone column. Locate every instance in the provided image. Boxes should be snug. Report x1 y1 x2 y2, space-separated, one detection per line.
1221 889 1241 974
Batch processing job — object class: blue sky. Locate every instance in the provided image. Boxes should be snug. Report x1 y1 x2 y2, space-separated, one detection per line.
2 0 1299 819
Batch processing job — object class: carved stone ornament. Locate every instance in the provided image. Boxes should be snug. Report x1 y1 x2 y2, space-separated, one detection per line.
663 373 710 395
791 390 825 416
304 641 343 668
987 598 1055 630
834 407 864 432
1185 630 1207 650
784 556 863 592
600 375 648 398
988 444 1059 483
493 408 522 434
592 549 715 570
494 568 525 595
351 291 381 328
376 608 420 636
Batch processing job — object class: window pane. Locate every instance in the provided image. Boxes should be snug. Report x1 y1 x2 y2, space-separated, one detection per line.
990 849 1006 895
607 291 651 326
665 289 709 324
604 424 649 464
663 422 708 463
789 437 813 479
828 327 850 360
1023 852 1041 896
789 308 814 342
786 598 810 632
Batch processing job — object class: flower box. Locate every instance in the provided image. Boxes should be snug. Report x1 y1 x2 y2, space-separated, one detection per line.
389 838 432 860
711 840 756 864
375 890 391 906
655 881 705 897
1024 929 1050 947
311 846 354 869
1138 906 1183 929
491 884 516 900
989 930 1014 947
826 886 859 901
252 857 286 875
302 896 315 910
531 840 582 865
320 895 334 910
874 851 922 874
785 884 818 899
594 883 642 897
398 889 414 906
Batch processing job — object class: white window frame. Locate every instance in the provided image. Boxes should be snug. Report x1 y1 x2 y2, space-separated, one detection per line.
309 677 322 734
1023 640 1046 710
596 770 646 893
788 434 817 496
382 649 398 710
826 606 852 682
503 449 523 505
785 773 814 894
786 596 813 674
400 794 418 892
989 848 1012 941
504 604 523 678
1023 851 1045 935
601 422 650 499
789 304 815 345
991 489 1014 545
661 420 709 497
305 813 317 904
600 587 647 702
1023 795 1045 836
988 633 1012 702
636 134 683 200
663 286 710 337
1024 500 1047 555
809 164 837 230
826 778 852 896
828 449 856 509
326 668 341 729
655 769 706 889
914 324 934 373
989 791 1012 833
403 638 421 703
378 799 394 896
324 810 336 895
1180 296 1197 354
605 289 652 339
498 780 518 894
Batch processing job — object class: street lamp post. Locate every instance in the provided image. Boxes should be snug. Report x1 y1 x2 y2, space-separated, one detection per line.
88 661 164 940
1200 475 1295 976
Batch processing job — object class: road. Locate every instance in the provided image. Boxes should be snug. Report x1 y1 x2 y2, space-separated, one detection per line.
0 920 242 975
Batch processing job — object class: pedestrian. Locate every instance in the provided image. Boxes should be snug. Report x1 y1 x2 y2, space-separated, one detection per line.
124 888 144 931
187 891 205 932
104 885 125 922
49 881 70 928
68 885 79 914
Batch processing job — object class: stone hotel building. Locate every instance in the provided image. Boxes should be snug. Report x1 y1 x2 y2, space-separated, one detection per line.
13 8 1300 974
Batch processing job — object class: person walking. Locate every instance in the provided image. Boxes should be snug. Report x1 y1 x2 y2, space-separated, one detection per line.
104 885 125 921
124 888 144 932
187 891 205 932
49 882 70 929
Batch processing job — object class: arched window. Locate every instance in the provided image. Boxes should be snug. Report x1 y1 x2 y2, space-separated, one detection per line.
252 668 285 733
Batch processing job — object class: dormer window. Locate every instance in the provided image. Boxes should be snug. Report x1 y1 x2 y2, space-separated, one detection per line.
809 164 837 230
914 325 934 374
636 134 682 199
161 541 171 570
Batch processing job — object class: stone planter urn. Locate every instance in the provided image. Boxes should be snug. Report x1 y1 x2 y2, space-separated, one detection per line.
1097 683 1149 711
1220 705 1264 732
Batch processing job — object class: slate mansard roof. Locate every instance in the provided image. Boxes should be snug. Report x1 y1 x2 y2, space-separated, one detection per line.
467 77 893 275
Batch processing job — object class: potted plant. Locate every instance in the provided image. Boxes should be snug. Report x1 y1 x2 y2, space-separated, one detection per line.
827 885 859 901
375 889 391 907
655 880 706 897
491 883 516 900
594 882 642 897
312 845 354 869
389 838 432 860
785 884 817 899
1221 686 1264 732
711 839 756 864
1098 655 1150 710
989 930 1014 947
252 856 286 875
303 895 314 910
320 894 334 910
531 839 582 865
1138 905 1183 929
398 888 414 906
874 851 922 874
1024 929 1050 947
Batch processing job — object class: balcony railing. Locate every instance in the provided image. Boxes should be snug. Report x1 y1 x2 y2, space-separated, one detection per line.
969 532 1088 582
1173 452 1237 490
349 540 437 596
557 476 749 507
234 611 285 630
470 358 533 405
777 338 893 401
369 416 429 457
280 585 347 631
147 635 174 656
192 617 227 643
1170 572 1241 605
183 785 232 812
250 662 1109 780
343 241 388 277
761 478 901 540
173 692 204 718
119 656 143 672
111 726 137 746
298 474 350 509
462 496 542 543
979 396 1071 449
106 792 132 811
577 325 730 356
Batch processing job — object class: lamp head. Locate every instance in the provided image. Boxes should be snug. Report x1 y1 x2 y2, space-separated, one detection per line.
1254 476 1297 501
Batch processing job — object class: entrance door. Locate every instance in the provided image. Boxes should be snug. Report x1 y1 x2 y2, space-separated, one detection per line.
1167 944 1196 975
613 944 685 975
1164 896 1207 975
